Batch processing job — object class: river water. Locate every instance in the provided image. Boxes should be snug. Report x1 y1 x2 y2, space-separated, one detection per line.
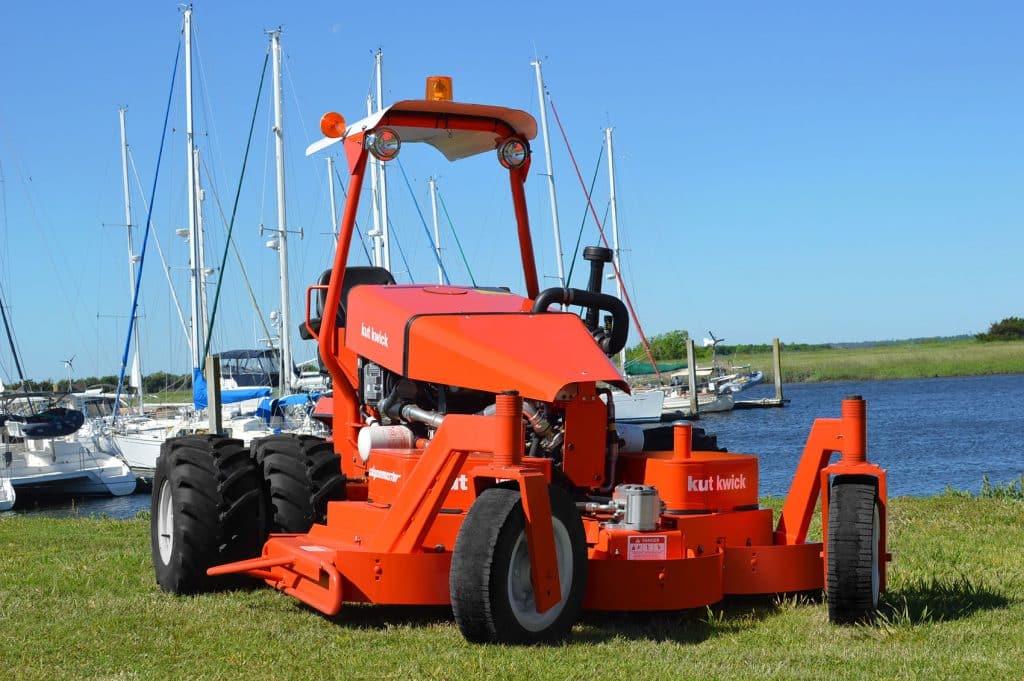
6 374 1023 519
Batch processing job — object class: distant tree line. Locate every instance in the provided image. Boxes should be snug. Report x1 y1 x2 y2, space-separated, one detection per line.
977 317 1024 342
625 330 821 362
4 371 192 394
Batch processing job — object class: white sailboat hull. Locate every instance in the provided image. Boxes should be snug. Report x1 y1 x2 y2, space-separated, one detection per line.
662 392 736 417
4 440 136 499
606 389 665 423
0 476 14 511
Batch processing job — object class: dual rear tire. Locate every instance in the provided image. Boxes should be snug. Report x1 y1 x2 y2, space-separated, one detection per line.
251 434 346 533
151 435 266 594
152 433 345 594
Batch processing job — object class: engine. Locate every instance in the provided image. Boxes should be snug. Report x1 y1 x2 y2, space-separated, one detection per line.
356 357 571 465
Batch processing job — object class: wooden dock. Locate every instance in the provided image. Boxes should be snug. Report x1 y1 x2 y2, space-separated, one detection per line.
733 397 789 409
732 338 787 409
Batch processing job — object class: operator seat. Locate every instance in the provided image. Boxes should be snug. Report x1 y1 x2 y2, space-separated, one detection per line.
298 266 395 340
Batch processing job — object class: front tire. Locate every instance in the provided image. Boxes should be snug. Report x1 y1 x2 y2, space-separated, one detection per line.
826 475 881 623
251 434 346 534
151 435 266 594
450 485 587 644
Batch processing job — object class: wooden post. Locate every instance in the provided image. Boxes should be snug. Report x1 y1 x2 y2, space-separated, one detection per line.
772 337 783 403
206 354 222 435
686 338 698 417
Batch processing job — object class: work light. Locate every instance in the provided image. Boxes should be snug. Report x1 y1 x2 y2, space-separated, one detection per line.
498 137 529 169
366 127 401 161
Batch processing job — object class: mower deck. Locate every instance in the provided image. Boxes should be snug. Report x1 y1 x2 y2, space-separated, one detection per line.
210 439 827 616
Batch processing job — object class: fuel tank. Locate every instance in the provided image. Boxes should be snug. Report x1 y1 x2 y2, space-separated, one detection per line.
345 284 627 402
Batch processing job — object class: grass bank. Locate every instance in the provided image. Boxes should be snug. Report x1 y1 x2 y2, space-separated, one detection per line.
726 338 1024 382
2 492 1022 679
144 390 191 405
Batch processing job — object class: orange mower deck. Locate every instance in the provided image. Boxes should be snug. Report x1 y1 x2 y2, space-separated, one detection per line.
210 395 886 616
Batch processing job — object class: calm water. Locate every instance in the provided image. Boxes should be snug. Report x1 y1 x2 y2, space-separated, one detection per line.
698 374 1024 497
6 374 1023 519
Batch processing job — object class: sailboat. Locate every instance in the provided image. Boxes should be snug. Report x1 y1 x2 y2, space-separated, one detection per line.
1 393 136 506
0 275 134 508
109 16 318 479
0 138 136 508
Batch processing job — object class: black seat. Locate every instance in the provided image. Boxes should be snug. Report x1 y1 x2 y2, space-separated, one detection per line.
299 266 395 339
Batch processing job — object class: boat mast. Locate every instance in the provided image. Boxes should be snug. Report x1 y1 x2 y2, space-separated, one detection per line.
0 290 28 392
605 127 626 368
428 177 443 284
184 6 203 371
326 156 339 239
194 148 210 349
375 49 391 272
530 59 565 288
118 107 144 411
366 94 383 267
270 29 293 391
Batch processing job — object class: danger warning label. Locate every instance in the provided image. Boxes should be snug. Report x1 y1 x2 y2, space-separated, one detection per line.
627 535 667 561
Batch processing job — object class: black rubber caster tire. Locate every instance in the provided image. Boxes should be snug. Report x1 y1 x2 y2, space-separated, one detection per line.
450 484 587 644
826 475 882 624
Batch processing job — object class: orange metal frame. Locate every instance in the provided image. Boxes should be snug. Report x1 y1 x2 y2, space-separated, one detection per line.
209 103 889 619
211 391 887 614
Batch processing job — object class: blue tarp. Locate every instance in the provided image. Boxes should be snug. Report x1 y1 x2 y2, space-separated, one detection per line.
192 368 272 410
255 393 315 422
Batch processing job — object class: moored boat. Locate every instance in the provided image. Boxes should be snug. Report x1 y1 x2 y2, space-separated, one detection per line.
1 395 135 507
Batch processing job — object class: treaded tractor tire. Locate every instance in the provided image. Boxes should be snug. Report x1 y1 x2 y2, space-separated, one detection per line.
251 434 346 534
151 435 266 594
827 475 881 624
450 485 587 644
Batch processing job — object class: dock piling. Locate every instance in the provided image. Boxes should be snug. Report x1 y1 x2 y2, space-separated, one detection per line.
686 338 698 416
206 355 223 434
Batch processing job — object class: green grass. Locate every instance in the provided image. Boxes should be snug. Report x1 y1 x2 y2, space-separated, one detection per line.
2 493 1022 679
727 338 1024 382
144 390 192 405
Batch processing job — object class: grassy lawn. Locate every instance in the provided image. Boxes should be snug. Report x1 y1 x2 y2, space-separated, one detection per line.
1 493 1022 679
143 390 192 405
724 338 1024 382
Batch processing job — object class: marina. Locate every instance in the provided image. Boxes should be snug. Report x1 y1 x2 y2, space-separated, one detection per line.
0 2 1021 673
7 372 1021 519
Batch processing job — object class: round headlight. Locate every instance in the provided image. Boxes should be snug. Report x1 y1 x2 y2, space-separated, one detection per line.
497 137 529 169
365 127 401 161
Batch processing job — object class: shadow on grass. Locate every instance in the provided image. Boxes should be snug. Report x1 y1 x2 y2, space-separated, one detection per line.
315 589 835 643
328 604 454 630
280 575 1006 641
575 591 820 644
317 592 818 644
879 574 1009 624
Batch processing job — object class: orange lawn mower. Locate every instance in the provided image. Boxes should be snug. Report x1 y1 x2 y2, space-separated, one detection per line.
151 77 890 644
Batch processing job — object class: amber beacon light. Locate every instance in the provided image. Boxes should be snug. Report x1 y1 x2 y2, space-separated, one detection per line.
320 111 347 138
425 76 453 101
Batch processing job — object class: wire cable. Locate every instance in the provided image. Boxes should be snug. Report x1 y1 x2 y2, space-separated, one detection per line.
547 94 662 383
395 158 450 284
565 142 605 287
114 41 181 417
202 50 272 364
435 189 477 287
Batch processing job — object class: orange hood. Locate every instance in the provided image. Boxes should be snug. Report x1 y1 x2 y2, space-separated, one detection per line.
345 285 627 402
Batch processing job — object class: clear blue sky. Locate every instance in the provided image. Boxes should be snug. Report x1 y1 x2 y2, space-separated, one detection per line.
0 1 1021 381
